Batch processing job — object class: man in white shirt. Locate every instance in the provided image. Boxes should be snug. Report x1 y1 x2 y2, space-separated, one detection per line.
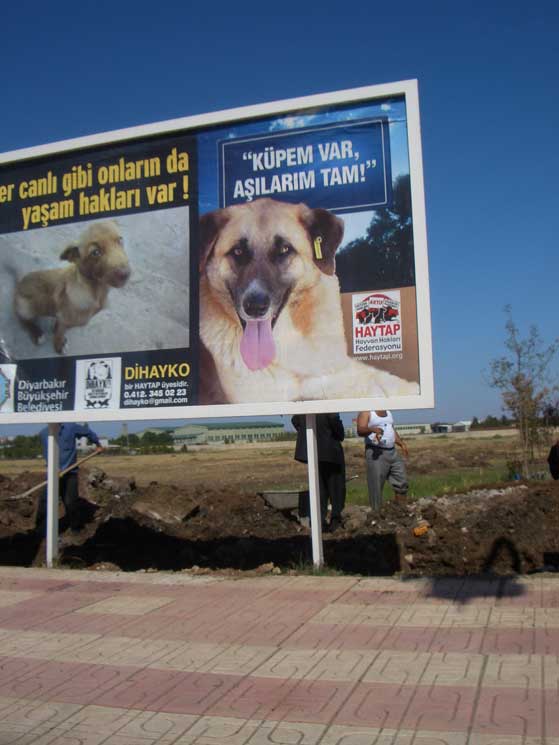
356 410 409 511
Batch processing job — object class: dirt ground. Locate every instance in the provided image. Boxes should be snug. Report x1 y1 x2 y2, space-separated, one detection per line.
0 435 558 576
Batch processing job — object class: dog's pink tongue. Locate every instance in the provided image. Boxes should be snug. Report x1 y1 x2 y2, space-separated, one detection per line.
240 319 276 371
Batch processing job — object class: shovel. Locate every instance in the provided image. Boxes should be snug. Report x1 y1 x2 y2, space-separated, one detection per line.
0 449 102 502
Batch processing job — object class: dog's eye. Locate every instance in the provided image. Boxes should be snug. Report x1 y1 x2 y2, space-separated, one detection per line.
228 243 251 265
89 243 102 258
272 243 294 262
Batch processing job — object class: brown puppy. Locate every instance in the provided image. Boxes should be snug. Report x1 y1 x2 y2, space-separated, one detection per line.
199 198 418 404
14 220 130 354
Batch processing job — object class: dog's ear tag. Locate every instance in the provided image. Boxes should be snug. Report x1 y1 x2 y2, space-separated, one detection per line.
313 236 323 260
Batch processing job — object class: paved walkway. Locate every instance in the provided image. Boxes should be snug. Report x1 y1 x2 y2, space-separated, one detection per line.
0 567 557 744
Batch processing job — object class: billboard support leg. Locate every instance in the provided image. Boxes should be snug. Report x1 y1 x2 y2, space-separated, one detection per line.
46 423 59 568
305 414 324 567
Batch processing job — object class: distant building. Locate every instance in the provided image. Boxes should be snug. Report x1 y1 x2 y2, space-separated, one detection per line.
431 423 452 433
348 418 474 437
395 423 432 436
431 420 473 433
135 421 286 448
451 420 473 432
347 420 433 437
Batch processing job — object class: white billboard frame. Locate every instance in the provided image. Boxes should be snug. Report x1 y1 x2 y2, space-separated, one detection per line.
0 78 433 425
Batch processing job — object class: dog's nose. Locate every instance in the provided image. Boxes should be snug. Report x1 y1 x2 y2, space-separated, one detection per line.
112 267 131 286
242 289 270 318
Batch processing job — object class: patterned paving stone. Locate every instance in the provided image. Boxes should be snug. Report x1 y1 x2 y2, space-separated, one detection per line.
481 629 536 655
354 578 430 594
420 652 485 687
487 609 538 629
30 610 135 636
312 603 405 627
246 720 326 745
57 702 141 735
301 649 379 682
172 715 261 745
322 725 468 745
213 676 353 723
428 628 485 654
534 627 559 654
151 671 244 715
156 642 274 676
0 698 82 736
154 641 234 672
335 681 416 729
234 618 318 647
0 630 99 659
0 590 39 607
283 621 390 650
40 661 136 706
264 588 349 605
252 648 329 680
470 736 552 745
0 568 558 744
401 685 476 731
379 626 439 652
108 709 199 742
472 687 544 737
361 650 432 686
10 729 110 744
483 654 543 689
334 590 421 606
395 606 449 628
281 576 356 592
76 594 175 615
544 687 559 736
438 606 492 628
94 667 194 711
99 637 188 668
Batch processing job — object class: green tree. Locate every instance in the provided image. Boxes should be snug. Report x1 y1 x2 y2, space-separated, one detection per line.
2 435 41 459
335 175 415 292
482 415 501 428
487 307 559 477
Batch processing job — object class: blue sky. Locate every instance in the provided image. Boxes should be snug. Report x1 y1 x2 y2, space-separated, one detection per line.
1 0 558 437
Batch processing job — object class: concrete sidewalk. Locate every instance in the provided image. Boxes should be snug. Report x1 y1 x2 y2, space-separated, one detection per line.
0 567 557 744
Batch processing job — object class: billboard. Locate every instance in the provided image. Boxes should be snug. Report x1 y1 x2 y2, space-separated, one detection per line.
0 80 433 423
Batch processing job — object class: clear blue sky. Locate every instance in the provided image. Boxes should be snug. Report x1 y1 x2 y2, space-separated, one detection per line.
1 0 558 437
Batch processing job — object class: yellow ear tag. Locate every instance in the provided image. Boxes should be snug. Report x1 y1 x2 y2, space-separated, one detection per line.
313 236 323 260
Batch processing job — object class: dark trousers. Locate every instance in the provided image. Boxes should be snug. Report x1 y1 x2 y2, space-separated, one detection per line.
299 461 346 523
35 471 80 531
320 461 346 520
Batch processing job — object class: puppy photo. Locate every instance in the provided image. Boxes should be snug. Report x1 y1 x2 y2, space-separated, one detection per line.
13 220 131 354
199 197 418 404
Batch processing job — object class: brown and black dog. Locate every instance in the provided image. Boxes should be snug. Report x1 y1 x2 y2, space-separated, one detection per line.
199 198 417 404
14 220 130 354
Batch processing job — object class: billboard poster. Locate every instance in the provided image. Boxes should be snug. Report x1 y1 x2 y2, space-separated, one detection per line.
0 81 433 423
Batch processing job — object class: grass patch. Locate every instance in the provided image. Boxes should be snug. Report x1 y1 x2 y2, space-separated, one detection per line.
287 557 348 576
346 465 508 506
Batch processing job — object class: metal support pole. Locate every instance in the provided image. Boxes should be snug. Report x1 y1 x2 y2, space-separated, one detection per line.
46 423 60 567
305 414 324 567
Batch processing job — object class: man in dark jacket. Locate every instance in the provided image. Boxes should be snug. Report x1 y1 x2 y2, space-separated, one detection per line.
547 440 559 480
292 413 346 531
36 423 103 533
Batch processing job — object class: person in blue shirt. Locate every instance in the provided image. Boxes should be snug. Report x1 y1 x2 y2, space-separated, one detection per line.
36 423 103 533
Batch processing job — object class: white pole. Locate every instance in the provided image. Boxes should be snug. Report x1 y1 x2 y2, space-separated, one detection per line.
46 423 59 567
305 414 324 567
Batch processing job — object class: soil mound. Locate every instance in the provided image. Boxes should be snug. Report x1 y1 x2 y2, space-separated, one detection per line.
0 466 558 576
